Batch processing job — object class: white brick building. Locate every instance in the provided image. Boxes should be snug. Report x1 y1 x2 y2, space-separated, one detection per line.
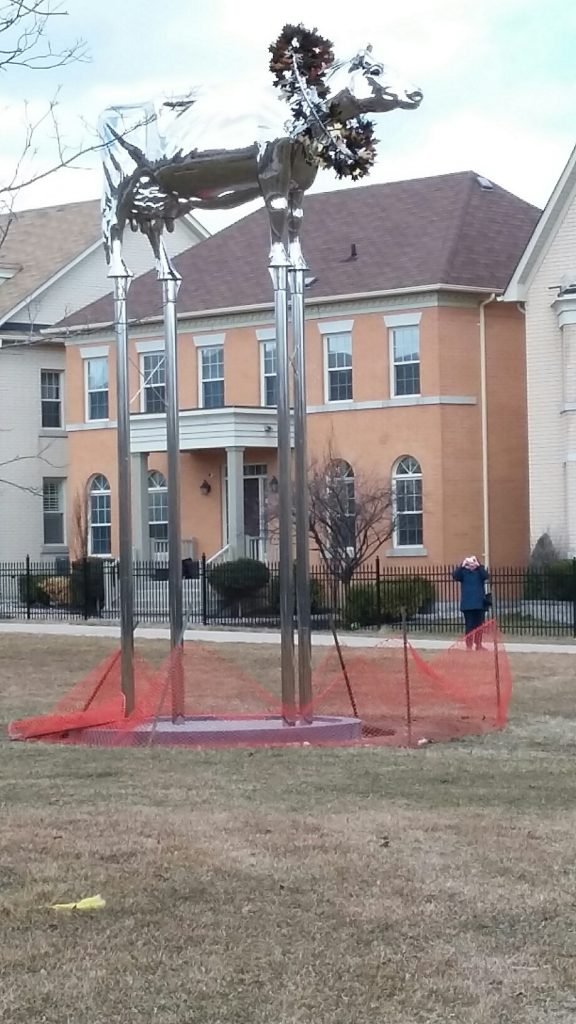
505 145 576 555
0 201 207 562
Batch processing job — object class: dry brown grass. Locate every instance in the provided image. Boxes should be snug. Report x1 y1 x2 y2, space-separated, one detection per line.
2 637 576 1023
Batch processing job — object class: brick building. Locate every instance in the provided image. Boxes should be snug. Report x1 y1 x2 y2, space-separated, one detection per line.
57 171 540 566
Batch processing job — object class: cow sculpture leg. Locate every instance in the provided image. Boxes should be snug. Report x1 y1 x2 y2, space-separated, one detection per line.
286 184 311 712
259 139 293 266
287 186 307 271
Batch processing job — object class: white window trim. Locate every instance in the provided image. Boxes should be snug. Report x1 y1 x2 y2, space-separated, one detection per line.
40 368 64 431
198 344 224 409
84 356 109 423
193 332 225 349
259 337 277 408
80 345 109 360
383 312 422 329
388 323 421 400
392 457 423 550
42 477 66 548
136 339 165 354
323 333 353 405
256 327 276 342
148 470 169 545
88 476 112 557
386 546 428 558
139 350 166 413
317 319 354 335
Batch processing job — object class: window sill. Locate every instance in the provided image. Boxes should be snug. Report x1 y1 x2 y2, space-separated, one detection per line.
390 394 422 402
39 428 67 437
41 545 69 554
386 546 428 558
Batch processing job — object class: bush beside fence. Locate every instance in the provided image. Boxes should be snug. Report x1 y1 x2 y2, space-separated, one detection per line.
2 556 576 636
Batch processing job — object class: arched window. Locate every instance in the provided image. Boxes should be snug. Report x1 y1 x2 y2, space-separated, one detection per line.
327 459 355 551
393 456 423 548
88 474 111 555
148 470 168 544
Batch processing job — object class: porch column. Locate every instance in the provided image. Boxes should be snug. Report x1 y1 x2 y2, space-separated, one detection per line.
131 452 150 561
226 446 245 559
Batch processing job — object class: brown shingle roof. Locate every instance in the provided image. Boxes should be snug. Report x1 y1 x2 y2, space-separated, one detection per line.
63 171 541 328
0 199 101 323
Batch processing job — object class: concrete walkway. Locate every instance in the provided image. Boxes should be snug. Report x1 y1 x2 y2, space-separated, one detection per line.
0 620 575 654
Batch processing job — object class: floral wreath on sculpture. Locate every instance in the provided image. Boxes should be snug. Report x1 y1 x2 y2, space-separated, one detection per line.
269 24 378 180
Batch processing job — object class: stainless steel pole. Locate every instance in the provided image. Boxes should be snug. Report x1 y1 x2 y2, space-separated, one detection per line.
112 272 135 715
269 263 295 724
289 266 312 721
161 272 184 720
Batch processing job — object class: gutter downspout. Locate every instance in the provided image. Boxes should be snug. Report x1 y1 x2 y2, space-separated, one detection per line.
479 294 496 566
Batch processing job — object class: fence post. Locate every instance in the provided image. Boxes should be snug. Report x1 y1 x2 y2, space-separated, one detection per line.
572 558 576 639
201 553 207 626
375 556 381 623
25 555 31 620
83 556 89 620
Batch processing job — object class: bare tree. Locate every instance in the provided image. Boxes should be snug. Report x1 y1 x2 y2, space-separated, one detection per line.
0 1 85 71
267 444 395 585
70 488 88 560
0 2 88 229
0 440 62 493
307 447 395 585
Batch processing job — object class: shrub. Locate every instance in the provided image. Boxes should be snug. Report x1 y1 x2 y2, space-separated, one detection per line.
18 573 50 605
208 558 270 614
69 559 105 616
530 532 560 568
415 577 436 614
40 576 71 606
524 560 576 602
268 571 326 615
343 583 381 628
344 575 437 629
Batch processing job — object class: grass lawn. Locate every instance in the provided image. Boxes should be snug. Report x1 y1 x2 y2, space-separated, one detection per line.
2 636 576 1024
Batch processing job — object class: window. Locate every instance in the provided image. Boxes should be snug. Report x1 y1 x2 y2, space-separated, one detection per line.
393 457 423 547
86 357 109 421
148 470 168 543
40 370 62 428
42 479 64 545
326 333 353 402
261 341 277 407
88 474 111 555
200 346 224 408
142 352 166 413
327 459 355 551
391 325 420 397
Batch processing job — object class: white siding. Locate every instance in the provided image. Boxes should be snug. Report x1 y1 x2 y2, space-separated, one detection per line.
0 343 67 562
10 219 199 330
524 189 576 553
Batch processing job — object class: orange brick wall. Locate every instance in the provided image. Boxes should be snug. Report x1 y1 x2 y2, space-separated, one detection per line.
65 298 529 565
485 303 530 566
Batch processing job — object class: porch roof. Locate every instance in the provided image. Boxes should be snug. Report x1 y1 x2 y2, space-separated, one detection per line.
130 405 292 454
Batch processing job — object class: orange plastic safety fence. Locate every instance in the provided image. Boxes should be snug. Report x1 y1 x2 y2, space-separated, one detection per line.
7 625 512 748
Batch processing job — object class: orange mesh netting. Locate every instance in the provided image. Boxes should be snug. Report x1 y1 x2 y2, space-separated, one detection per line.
311 622 512 745
8 622 512 748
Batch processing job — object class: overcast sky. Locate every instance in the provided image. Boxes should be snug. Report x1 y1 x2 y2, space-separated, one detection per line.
2 0 575 232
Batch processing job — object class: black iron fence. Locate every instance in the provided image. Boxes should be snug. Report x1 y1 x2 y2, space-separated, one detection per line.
2 556 576 637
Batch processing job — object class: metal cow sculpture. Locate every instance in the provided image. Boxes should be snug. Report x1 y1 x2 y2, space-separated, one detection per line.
99 41 422 279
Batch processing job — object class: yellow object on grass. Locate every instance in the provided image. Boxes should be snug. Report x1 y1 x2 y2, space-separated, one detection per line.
51 894 106 912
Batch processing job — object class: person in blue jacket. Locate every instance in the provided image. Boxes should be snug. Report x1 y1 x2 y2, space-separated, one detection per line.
452 555 489 649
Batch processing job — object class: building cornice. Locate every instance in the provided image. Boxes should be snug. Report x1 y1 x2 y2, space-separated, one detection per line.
58 287 487 345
